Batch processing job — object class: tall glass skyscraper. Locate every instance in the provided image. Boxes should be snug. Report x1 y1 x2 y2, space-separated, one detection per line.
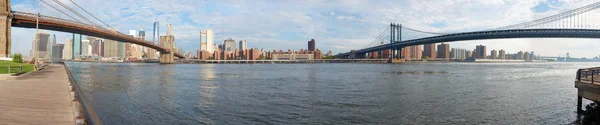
72 34 82 59
153 21 159 44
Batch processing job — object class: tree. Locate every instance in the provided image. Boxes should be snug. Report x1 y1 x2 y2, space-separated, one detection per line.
12 53 23 63
256 55 265 60
422 56 430 59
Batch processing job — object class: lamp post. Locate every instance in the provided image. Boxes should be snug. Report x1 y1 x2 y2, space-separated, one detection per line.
34 13 39 70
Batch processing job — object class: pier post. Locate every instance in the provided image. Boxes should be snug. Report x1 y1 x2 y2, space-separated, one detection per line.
577 95 583 114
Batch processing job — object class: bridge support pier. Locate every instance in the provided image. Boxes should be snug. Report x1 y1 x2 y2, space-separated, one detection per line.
159 35 175 64
159 52 174 64
0 0 11 57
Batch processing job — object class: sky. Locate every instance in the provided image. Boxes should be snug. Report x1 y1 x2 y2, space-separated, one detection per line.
9 0 600 58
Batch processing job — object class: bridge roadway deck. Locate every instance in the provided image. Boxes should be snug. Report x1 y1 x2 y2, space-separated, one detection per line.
0 64 74 124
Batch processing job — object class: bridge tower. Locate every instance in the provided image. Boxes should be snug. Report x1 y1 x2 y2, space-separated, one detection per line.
0 0 11 57
390 23 402 60
159 36 175 64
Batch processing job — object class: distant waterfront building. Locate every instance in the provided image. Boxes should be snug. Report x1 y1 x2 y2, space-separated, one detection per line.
153 21 160 44
239 40 247 51
81 40 91 56
223 38 236 51
52 44 64 60
423 43 436 59
326 50 333 56
474 45 486 58
450 48 467 59
436 43 450 59
200 29 214 52
117 42 125 58
466 50 473 58
62 39 72 60
72 34 82 59
91 38 102 56
402 45 422 59
490 50 497 59
272 53 314 60
499 49 506 59
524 52 531 60
308 39 316 51
517 51 524 60
139 26 147 57
103 39 119 57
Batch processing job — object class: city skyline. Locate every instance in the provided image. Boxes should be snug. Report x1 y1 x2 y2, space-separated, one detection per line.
9 0 600 58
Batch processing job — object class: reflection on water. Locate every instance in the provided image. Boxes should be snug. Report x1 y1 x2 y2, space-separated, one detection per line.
198 64 216 109
65 62 600 124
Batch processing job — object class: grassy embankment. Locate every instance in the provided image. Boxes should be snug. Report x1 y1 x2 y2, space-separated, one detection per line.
0 61 34 74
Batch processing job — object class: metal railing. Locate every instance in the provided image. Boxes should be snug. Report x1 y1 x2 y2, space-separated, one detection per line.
576 67 600 83
62 63 103 125
0 66 23 74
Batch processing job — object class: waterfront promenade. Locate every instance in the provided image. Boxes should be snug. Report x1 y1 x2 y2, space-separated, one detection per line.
0 64 75 124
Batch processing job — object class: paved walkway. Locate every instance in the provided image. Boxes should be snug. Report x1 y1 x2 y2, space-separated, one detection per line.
0 64 74 125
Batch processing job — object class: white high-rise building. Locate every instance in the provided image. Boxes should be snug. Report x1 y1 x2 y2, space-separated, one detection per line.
62 39 72 60
239 40 247 51
200 29 214 52
81 40 91 56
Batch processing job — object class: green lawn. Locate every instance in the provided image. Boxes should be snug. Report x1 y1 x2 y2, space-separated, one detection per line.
0 61 34 74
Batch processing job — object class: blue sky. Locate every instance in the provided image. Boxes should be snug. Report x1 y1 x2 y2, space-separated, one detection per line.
9 0 600 58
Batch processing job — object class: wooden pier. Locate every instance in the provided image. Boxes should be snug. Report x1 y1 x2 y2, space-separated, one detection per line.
575 67 600 114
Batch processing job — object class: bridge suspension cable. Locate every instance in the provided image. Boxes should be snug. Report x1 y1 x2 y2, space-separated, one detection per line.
493 1 600 30
67 0 116 31
50 0 100 27
402 26 454 35
362 26 390 49
39 0 83 23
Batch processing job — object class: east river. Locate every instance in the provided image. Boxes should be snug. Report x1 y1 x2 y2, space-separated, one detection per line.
65 62 597 124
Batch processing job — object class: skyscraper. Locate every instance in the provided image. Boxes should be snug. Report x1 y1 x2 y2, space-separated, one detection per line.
239 40 247 51
72 34 82 59
81 40 91 56
423 43 436 59
52 44 64 60
223 38 236 51
62 39 72 60
200 29 214 52
436 43 450 59
490 50 497 59
308 39 316 51
36 31 50 58
153 21 160 44
48 34 55 58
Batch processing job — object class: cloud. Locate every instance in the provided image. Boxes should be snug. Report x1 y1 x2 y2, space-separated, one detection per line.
8 0 600 58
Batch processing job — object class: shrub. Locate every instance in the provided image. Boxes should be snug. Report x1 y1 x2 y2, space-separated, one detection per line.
12 53 23 63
